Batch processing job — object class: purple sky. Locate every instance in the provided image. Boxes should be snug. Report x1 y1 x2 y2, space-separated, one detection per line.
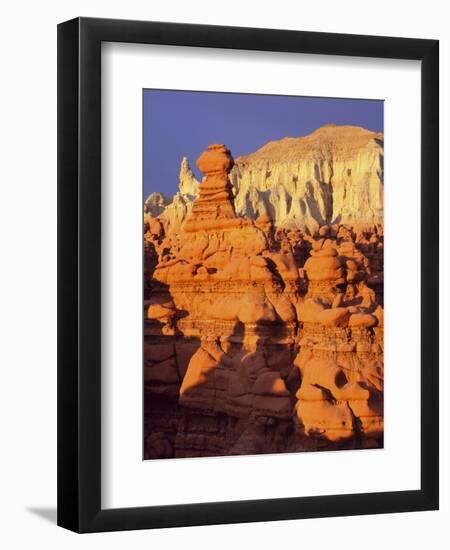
143 90 383 199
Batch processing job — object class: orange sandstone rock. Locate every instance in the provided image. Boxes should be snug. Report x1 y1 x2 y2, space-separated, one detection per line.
143 141 384 459
348 313 378 327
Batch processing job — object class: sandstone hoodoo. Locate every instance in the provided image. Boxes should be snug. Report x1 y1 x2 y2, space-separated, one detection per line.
186 144 239 230
144 141 384 459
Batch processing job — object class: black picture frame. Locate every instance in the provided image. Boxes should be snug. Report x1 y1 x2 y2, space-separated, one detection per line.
57 17 439 533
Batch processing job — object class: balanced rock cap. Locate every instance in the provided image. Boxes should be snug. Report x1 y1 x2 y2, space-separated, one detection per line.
196 144 235 175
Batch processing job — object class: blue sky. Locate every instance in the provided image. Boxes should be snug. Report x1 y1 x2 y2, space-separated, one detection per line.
143 90 383 199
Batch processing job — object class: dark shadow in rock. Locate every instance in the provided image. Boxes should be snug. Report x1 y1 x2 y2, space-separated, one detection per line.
143 279 200 460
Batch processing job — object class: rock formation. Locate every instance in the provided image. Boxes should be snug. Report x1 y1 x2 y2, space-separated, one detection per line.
149 125 384 235
144 191 169 217
157 157 200 234
144 141 384 460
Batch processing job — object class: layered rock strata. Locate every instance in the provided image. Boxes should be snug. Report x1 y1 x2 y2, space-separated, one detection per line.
144 143 384 459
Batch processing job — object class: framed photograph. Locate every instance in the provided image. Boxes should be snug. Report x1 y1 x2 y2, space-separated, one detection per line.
57 17 439 532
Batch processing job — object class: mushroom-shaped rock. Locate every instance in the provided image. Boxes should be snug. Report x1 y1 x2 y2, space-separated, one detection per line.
196 143 234 175
185 144 237 230
304 248 344 282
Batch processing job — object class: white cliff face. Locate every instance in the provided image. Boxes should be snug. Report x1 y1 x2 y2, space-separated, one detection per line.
231 125 384 231
145 125 384 233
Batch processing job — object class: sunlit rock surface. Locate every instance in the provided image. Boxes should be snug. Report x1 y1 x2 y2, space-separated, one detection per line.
144 139 384 459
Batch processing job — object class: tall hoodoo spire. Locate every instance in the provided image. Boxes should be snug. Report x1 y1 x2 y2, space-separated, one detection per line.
185 144 239 232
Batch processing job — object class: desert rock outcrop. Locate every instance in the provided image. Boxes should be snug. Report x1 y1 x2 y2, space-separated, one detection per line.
144 142 384 459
